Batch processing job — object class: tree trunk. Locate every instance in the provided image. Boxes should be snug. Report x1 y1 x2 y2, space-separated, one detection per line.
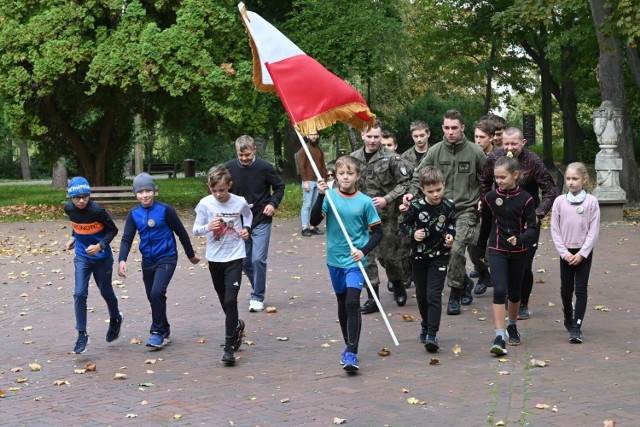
538 26 555 169
560 45 584 165
19 140 31 180
347 125 358 152
589 0 640 202
283 122 299 180
273 125 283 172
134 114 143 175
626 47 640 91
52 156 67 189
5 136 13 165
483 41 497 115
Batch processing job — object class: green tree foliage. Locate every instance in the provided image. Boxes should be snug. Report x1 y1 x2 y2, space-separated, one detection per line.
0 0 268 185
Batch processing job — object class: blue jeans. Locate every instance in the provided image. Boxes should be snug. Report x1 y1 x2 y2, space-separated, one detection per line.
300 181 319 228
142 256 177 335
243 222 271 302
74 255 120 332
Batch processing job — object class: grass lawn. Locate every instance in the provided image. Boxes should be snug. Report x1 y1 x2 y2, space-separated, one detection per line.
0 178 303 222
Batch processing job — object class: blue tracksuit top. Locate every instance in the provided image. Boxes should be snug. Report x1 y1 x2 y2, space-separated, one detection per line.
119 201 195 264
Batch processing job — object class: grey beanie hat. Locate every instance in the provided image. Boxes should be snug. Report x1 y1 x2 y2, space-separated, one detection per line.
133 173 157 194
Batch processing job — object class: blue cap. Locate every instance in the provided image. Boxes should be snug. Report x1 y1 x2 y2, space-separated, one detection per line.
68 177 91 198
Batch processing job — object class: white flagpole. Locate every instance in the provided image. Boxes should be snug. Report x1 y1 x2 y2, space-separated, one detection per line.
295 130 399 346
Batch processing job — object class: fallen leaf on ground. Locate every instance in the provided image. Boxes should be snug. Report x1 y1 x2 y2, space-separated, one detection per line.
53 380 69 386
594 305 610 312
551 406 558 412
378 348 391 357
84 363 96 371
498 358 510 363
535 279 545 283
141 400 148 405
452 344 461 356
11 367 23 373
495 421 506 426
603 420 616 427
529 358 549 368
478 317 486 321
125 414 137 418
8 387 21 391
548 302 555 307
333 418 346 425
401 314 415 322
536 268 546 273
280 398 290 403
321 343 331 348
16 378 28 384
130 338 141 345
429 358 440 365
144 359 157 364
265 306 278 313
173 414 182 420
401 388 410 394
0 390 5 398
536 403 550 409
245 340 254 345
198 337 206 343
73 369 86 374
29 363 41 371
113 373 127 380
407 397 420 404
22 326 33 331
471 309 478 314
276 336 289 341
138 383 154 387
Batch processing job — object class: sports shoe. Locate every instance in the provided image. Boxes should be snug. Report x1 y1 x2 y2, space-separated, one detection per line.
425 335 439 353
490 335 507 356
460 276 474 305
569 328 583 344
474 270 491 295
360 298 379 314
506 324 521 346
221 346 236 364
340 347 348 365
73 332 90 354
517 305 531 320
342 351 359 372
249 299 264 312
233 319 245 351
106 312 124 342
470 268 480 278
419 327 428 344
402 278 413 289
301 228 313 237
146 332 166 349
447 296 461 315
310 227 324 235
393 281 407 306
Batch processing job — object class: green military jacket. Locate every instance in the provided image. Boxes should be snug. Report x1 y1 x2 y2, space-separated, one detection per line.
351 145 409 220
401 147 427 178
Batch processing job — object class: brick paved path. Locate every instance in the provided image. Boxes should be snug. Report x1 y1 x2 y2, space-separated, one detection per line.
0 218 638 426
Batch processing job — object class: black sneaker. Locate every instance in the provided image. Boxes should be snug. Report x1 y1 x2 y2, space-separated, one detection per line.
460 276 474 305
310 227 324 235
419 326 427 344
447 296 461 315
402 278 413 289
360 298 379 314
221 346 236 364
393 282 407 306
490 335 507 356
233 319 245 351
517 305 531 320
425 335 439 353
506 324 521 346
106 312 124 342
474 270 491 295
569 328 583 344
301 228 312 237
73 332 90 354
470 268 480 278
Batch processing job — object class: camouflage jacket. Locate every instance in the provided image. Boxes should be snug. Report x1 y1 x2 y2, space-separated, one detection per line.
401 147 428 178
350 145 410 220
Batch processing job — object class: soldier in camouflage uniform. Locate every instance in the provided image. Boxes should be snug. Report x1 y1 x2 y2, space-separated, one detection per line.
351 121 410 313
403 110 487 316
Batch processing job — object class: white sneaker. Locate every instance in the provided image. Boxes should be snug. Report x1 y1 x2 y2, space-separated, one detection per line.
249 299 264 312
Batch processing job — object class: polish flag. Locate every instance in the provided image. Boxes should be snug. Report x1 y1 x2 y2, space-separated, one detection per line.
238 2 376 136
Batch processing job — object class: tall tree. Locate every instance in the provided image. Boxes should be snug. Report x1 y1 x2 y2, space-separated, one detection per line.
589 0 640 202
0 0 268 185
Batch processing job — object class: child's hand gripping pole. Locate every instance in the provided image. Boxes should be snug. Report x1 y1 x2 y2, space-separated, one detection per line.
295 130 399 346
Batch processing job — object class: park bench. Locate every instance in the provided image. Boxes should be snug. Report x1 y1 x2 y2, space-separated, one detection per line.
143 162 181 178
89 186 155 204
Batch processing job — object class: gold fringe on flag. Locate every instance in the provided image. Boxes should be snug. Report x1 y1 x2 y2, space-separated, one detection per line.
295 103 376 137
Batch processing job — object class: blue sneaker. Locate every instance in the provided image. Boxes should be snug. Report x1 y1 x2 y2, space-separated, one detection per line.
146 333 165 349
73 332 89 354
342 351 359 372
339 347 348 365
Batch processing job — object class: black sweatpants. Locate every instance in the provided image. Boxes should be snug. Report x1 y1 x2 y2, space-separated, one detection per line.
412 256 448 336
560 249 593 329
208 258 243 346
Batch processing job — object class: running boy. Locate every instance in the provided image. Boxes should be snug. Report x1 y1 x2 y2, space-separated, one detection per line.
193 165 253 364
309 155 382 372
551 162 600 343
64 176 123 354
477 155 538 356
399 166 455 353
118 173 200 349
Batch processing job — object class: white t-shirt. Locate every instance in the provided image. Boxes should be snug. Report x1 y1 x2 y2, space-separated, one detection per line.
193 194 253 262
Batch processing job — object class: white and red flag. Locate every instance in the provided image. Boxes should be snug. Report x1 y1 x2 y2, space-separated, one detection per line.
237 2 376 136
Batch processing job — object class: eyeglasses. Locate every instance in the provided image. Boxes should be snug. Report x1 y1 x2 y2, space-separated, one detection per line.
72 195 90 202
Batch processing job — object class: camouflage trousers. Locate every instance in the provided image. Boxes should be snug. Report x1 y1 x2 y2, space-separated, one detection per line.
365 217 405 294
447 210 488 290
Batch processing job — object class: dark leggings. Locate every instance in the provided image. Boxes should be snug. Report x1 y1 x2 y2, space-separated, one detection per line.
489 250 527 305
520 227 541 306
336 288 362 354
208 259 243 345
412 257 448 335
560 249 593 328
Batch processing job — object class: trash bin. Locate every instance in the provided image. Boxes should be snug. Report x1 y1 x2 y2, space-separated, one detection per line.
183 159 195 177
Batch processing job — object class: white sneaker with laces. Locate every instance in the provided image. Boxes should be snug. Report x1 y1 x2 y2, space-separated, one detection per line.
249 299 264 312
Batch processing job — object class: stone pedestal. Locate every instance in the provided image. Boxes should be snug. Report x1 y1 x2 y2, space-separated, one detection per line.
592 101 627 221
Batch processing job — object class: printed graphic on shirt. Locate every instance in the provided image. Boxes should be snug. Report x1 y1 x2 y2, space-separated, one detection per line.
212 212 242 243
71 221 105 235
458 161 470 174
